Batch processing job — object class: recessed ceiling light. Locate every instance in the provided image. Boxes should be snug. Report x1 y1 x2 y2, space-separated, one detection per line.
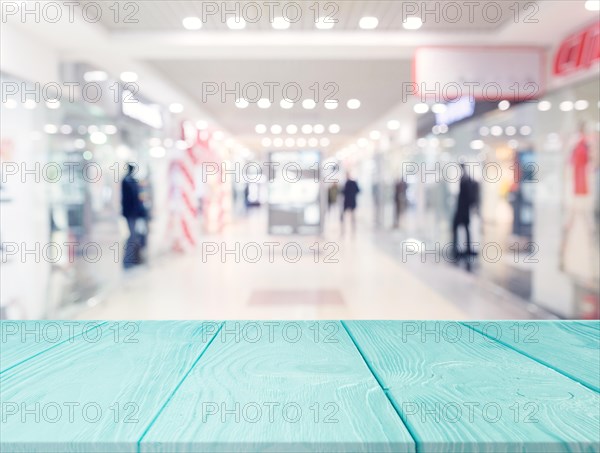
320 138 330 147
403 16 422 30
313 124 325 134
297 138 307 147
324 100 338 110
537 101 552 111
413 103 429 114
169 103 184 113
559 101 574 112
315 17 335 30
261 137 272 147
329 124 341 134
280 99 294 109
90 131 107 145
347 99 361 109
575 100 589 111
84 71 108 82
490 126 503 136
479 126 490 136
520 126 532 136
182 16 202 30
273 138 284 147
302 99 316 110
257 98 271 109
285 138 295 147
301 124 313 134
235 98 249 109
498 100 511 111
370 130 381 140
120 72 138 83
387 120 400 130
272 16 290 30
505 126 517 136
286 124 298 134
359 16 379 30
255 124 267 134
104 125 118 135
270 124 282 134
585 0 600 11
308 138 319 147
470 140 485 150
43 124 58 134
227 17 246 30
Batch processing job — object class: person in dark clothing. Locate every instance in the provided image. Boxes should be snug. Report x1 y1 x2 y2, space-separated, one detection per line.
452 163 477 268
121 164 146 268
393 177 408 229
341 173 360 234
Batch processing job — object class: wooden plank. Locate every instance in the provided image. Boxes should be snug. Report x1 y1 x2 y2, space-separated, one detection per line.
141 321 415 452
463 321 600 392
344 321 600 453
0 321 105 373
1 321 222 453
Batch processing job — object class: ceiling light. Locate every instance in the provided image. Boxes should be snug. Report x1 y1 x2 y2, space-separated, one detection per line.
575 100 589 111
104 125 117 135
520 126 532 136
329 124 341 134
83 151 93 160
387 120 400 130
120 72 138 83
439 124 448 134
413 103 429 114
559 101 574 111
302 99 316 110
370 130 381 140
286 124 298 134
280 98 294 109
273 138 284 147
285 138 295 147
505 126 517 136
255 124 267 134
235 98 249 109
585 0 600 11
301 124 313 134
182 16 202 30
431 104 447 114
308 138 319 147
88 125 99 133
196 120 208 130
498 100 511 111
83 71 108 82
417 138 428 148
315 17 335 30
271 124 282 134
169 103 184 113
257 98 271 109
347 99 361 109
537 101 552 111
479 126 490 136
313 124 325 134
470 140 485 150
490 126 503 136
297 138 307 147
320 138 330 147
324 100 338 109
261 137 272 147
359 16 379 30
43 124 58 134
508 139 519 149
272 16 290 30
90 131 107 145
74 139 86 149
403 16 423 30
227 17 246 30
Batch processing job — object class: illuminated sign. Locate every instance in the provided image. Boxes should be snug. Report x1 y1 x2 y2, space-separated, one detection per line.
435 98 475 126
553 21 600 77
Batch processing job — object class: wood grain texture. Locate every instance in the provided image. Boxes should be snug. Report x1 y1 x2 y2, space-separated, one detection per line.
344 321 600 453
463 321 600 392
140 321 416 452
0 321 105 373
0 321 222 453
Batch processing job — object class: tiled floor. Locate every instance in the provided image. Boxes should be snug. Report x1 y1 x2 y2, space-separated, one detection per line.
73 209 553 320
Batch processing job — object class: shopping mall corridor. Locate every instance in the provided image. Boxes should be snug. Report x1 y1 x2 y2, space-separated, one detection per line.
72 209 549 320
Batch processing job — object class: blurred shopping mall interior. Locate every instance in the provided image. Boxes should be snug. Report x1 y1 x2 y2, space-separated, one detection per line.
1 1 599 320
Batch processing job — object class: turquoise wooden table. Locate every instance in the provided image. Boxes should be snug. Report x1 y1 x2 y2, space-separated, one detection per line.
1 321 599 452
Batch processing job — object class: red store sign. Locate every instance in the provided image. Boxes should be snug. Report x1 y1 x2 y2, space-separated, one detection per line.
553 21 600 77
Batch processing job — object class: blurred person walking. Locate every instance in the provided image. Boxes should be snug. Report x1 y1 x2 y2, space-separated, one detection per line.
393 177 408 229
121 164 147 268
341 173 360 235
327 182 339 212
452 163 478 269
